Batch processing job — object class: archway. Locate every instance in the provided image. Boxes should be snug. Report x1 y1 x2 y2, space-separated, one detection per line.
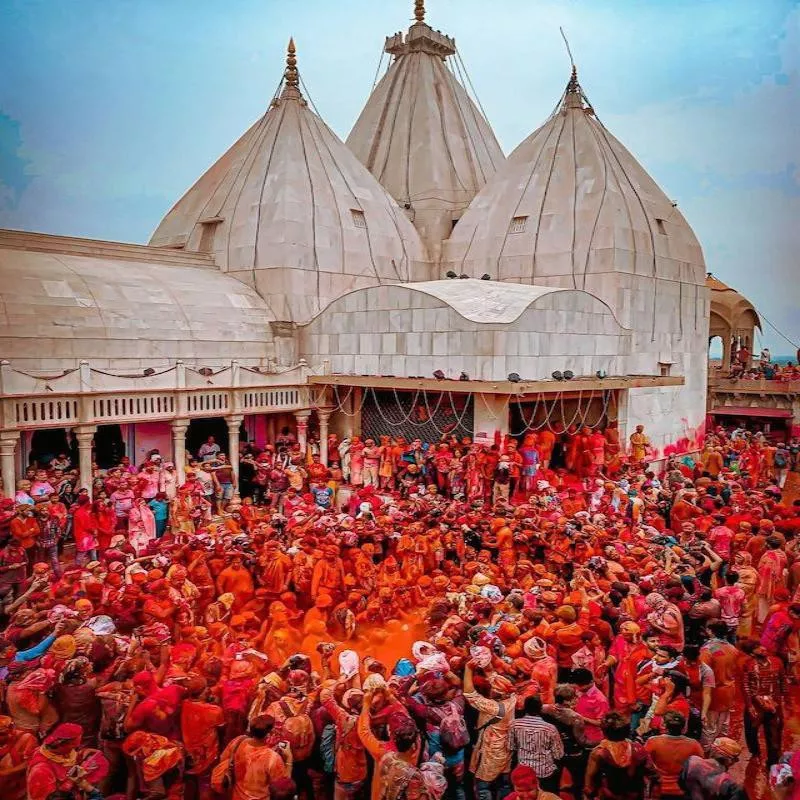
708 335 724 372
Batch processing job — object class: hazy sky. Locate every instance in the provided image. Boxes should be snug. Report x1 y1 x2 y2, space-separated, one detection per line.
1 0 798 352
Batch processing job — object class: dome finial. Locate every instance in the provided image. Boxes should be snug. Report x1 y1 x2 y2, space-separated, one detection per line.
285 37 298 88
414 0 425 24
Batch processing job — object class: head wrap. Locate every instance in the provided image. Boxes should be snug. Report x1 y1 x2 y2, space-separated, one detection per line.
511 764 539 791
393 658 416 677
50 635 77 660
710 737 742 760
555 605 577 623
523 636 547 660
469 645 492 669
342 688 364 711
44 722 83 748
489 673 514 697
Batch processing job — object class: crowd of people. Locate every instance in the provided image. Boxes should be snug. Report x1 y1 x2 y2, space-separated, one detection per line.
1 419 800 800
724 347 800 382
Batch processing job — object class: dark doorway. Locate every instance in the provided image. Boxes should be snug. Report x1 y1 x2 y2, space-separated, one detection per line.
186 418 229 460
29 428 70 468
94 425 125 469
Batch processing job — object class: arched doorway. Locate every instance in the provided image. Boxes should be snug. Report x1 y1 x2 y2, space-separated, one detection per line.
708 335 724 372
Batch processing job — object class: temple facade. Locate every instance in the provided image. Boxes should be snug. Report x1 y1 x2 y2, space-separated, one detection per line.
0 1 715 496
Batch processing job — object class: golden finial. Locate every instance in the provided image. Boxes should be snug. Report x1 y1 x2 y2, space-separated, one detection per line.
285 37 298 88
414 0 425 23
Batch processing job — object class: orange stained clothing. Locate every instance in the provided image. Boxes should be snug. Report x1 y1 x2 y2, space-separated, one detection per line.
550 622 585 668
260 552 292 595
311 557 345 598
217 737 288 800
181 699 225 774
10 517 39 550
216 566 255 611
700 638 739 712
323 699 368 783
645 734 703 796
530 656 558 704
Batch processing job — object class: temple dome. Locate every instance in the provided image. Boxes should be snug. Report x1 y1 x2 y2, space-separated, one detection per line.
0 230 276 370
150 40 427 324
442 68 706 292
346 0 505 262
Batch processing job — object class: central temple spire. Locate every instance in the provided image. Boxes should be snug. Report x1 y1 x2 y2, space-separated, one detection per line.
414 0 425 24
280 36 303 101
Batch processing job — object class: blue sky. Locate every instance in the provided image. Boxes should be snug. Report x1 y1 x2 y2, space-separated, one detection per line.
1 0 798 352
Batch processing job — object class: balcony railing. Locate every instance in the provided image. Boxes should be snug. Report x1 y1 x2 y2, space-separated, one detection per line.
0 360 313 430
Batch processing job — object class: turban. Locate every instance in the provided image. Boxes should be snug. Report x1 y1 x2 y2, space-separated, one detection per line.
497 622 521 644
50 635 77 660
481 585 503 604
315 593 333 609
75 598 93 613
338 650 360 679
363 673 387 692
555 605 577 623
342 688 364 710
489 674 514 696
511 764 539 791
710 737 742 760
620 621 641 637
523 636 547 660
412 641 437 661
44 722 83 748
469 646 492 669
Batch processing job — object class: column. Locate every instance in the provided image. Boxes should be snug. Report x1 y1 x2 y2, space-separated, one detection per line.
73 425 97 496
317 408 333 465
294 410 311 453
226 414 244 498
0 431 20 500
721 335 732 372
171 419 189 486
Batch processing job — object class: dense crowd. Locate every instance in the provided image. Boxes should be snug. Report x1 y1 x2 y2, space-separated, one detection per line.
1 422 800 800
725 347 800 382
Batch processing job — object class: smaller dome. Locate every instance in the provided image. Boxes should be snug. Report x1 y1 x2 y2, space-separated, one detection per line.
0 231 275 370
150 40 427 324
707 273 761 332
443 67 706 291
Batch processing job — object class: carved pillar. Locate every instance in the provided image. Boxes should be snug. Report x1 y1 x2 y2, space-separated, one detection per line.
73 425 97 496
0 431 20 500
317 409 333 466
226 414 244 498
294 410 311 453
722 335 732 372
171 419 189 486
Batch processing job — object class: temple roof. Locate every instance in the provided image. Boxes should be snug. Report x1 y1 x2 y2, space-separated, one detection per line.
0 230 276 370
150 40 426 323
707 272 761 330
346 0 505 259
442 67 706 288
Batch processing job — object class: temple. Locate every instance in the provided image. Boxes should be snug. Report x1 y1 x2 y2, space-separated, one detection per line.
1 2 718 495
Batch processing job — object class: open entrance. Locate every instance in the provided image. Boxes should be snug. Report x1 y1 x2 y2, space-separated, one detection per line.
708 335 724 371
29 428 71 469
94 424 125 469
509 390 617 469
186 418 229 461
